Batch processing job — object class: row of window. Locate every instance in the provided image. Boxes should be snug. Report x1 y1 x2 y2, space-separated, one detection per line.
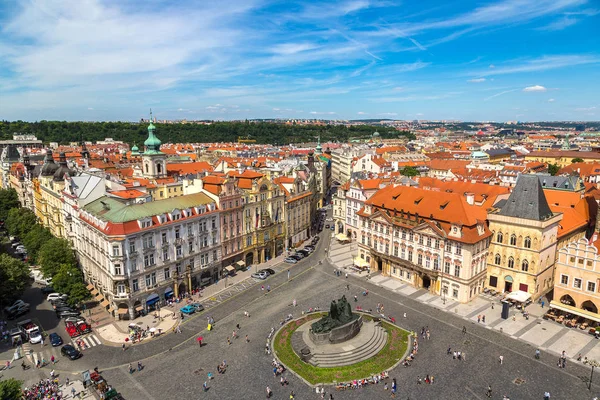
496 232 532 248
493 254 530 272
362 235 462 256
560 274 597 292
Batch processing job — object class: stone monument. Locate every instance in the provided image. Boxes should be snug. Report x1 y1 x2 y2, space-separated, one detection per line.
310 295 362 344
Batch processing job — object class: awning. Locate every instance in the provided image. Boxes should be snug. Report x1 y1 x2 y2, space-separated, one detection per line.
505 290 531 303
86 284 94 290
353 257 370 269
95 293 104 301
146 294 160 305
236 260 245 267
90 289 99 296
225 265 235 273
100 300 110 307
107 307 115 313
336 233 350 241
550 300 600 323
117 308 129 315
135 305 144 311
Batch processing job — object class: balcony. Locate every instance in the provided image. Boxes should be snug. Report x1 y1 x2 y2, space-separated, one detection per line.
142 245 155 253
175 237 185 245
113 292 130 300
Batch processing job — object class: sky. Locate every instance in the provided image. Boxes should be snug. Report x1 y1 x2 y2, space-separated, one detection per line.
0 0 598 122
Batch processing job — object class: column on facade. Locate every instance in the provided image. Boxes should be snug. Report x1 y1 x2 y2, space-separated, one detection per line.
128 305 135 321
173 274 179 298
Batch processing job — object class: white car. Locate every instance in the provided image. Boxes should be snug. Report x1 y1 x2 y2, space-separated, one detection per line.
47 293 68 302
10 300 28 309
29 329 43 344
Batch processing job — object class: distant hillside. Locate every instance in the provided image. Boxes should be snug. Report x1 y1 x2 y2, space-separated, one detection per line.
0 121 414 145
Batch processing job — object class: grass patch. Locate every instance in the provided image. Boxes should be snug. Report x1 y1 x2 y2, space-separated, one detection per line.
273 313 409 385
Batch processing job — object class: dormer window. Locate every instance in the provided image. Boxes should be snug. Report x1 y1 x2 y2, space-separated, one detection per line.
139 219 152 229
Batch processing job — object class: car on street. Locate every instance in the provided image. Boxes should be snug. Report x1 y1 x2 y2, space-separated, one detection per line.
325 224 330 229
313 236 320 242
290 254 303 260
61 344 82 360
41 286 55 295
189 303 204 312
52 301 70 309
259 268 275 275
47 293 68 302
64 317 86 323
49 332 63 347
57 310 81 318
6 305 30 320
8 300 28 309
330 226 335 230
284 257 298 264
180 305 196 315
29 330 43 344
296 249 310 257
251 271 268 280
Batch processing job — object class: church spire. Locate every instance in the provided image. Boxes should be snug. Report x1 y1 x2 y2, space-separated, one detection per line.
144 109 162 154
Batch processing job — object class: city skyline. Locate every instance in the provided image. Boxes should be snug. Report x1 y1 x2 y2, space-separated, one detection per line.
0 0 599 122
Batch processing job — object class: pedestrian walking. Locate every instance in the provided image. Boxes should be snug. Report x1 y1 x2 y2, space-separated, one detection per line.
65 377 69 386
71 387 76 398
293 299 297 307
266 385 272 398
345 273 348 279
245 335 250 343
227 337 231 345
499 355 504 365
51 355 55 365
544 391 550 400
236 323 240 330
346 284 350 291
137 361 142 371
482 315 486 323
477 315 481 323
462 352 466 361
403 312 407 318
176 325 181 334
244 311 249 318
462 326 467 334
128 363 134 374
233 330 237 339
486 385 492 398
122 343 126 351
384 382 388 390
391 378 397 397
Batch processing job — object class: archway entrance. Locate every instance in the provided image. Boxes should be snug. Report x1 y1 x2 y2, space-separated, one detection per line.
504 275 513 293
422 275 431 290
338 222 344 233
245 252 254 266
560 294 576 306
582 300 597 313
377 258 383 272
265 247 272 261
178 282 187 297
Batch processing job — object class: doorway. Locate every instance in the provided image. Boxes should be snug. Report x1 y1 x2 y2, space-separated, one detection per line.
377 258 383 271
504 281 513 293
422 275 431 289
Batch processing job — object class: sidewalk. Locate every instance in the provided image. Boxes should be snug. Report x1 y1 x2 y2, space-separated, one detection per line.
94 254 287 346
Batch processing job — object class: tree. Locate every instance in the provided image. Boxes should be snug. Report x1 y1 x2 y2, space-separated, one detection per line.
23 225 53 263
400 166 420 177
0 378 23 400
572 157 584 163
0 188 20 221
5 208 37 239
51 264 90 306
0 254 30 307
38 238 77 278
548 163 560 176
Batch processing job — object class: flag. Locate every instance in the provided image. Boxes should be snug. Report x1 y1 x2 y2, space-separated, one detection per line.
255 207 260 228
275 205 279 222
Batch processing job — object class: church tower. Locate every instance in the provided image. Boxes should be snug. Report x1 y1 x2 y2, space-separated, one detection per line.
142 110 166 179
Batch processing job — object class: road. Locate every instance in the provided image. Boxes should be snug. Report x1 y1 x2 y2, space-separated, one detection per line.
3 225 599 399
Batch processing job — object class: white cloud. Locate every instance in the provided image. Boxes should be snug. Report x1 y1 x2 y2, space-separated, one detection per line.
270 43 319 55
415 113 424 116
310 111 336 115
473 55 599 77
272 108 280 111
548 98 555 102
537 16 579 31
523 85 547 92
378 112 398 116
357 111 368 115
468 78 486 83
484 88 520 101
575 106 597 111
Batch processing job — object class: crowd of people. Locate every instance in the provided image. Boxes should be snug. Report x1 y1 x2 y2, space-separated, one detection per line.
22 378 62 400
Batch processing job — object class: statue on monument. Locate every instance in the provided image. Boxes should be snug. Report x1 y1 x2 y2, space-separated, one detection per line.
311 295 358 333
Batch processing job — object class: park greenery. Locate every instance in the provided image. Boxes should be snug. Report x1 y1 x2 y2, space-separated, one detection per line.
572 157 584 163
273 313 409 384
1 188 90 305
0 378 23 400
0 120 415 145
400 166 420 177
548 163 560 176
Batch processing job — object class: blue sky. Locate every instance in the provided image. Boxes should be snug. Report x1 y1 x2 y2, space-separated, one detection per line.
0 0 598 122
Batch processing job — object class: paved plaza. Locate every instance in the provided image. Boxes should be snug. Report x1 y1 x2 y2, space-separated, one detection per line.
4 233 600 399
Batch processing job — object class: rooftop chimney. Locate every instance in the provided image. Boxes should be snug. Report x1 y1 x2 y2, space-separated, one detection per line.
465 192 475 205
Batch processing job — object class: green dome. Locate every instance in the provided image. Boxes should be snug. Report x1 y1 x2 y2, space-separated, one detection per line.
131 144 139 152
144 122 162 153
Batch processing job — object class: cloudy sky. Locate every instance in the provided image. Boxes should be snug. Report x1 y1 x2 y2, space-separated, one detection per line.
0 0 598 122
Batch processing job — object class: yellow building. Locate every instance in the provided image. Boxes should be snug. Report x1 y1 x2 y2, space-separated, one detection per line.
35 150 76 238
553 237 600 321
486 175 562 299
526 151 600 168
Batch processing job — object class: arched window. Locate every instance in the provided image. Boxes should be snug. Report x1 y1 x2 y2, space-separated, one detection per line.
156 162 162 174
510 234 517 246
508 257 514 269
145 163 149 173
497 232 503 243
494 254 501 265
522 259 529 271
524 236 531 249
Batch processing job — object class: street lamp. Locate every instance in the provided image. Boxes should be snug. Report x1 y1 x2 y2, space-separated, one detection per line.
584 358 600 390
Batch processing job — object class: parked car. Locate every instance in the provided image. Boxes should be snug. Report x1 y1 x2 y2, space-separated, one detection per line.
189 303 204 312
55 307 77 314
251 272 268 280
284 257 298 264
180 305 196 315
64 316 86 323
61 344 82 360
41 286 55 295
292 252 305 259
313 236 320 242
57 310 81 318
29 330 43 344
304 246 315 252
330 226 335 230
296 250 310 257
49 332 63 347
6 305 30 320
52 301 70 309
259 268 275 275
47 293 68 302
8 300 28 309
325 224 330 229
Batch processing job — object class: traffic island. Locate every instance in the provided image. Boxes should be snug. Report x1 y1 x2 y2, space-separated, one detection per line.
273 311 410 385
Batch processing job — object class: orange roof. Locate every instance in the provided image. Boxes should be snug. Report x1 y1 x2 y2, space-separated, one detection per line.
418 177 510 206
167 162 213 175
428 159 470 171
543 189 591 238
558 162 600 178
376 146 407 155
109 189 147 199
357 179 383 190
